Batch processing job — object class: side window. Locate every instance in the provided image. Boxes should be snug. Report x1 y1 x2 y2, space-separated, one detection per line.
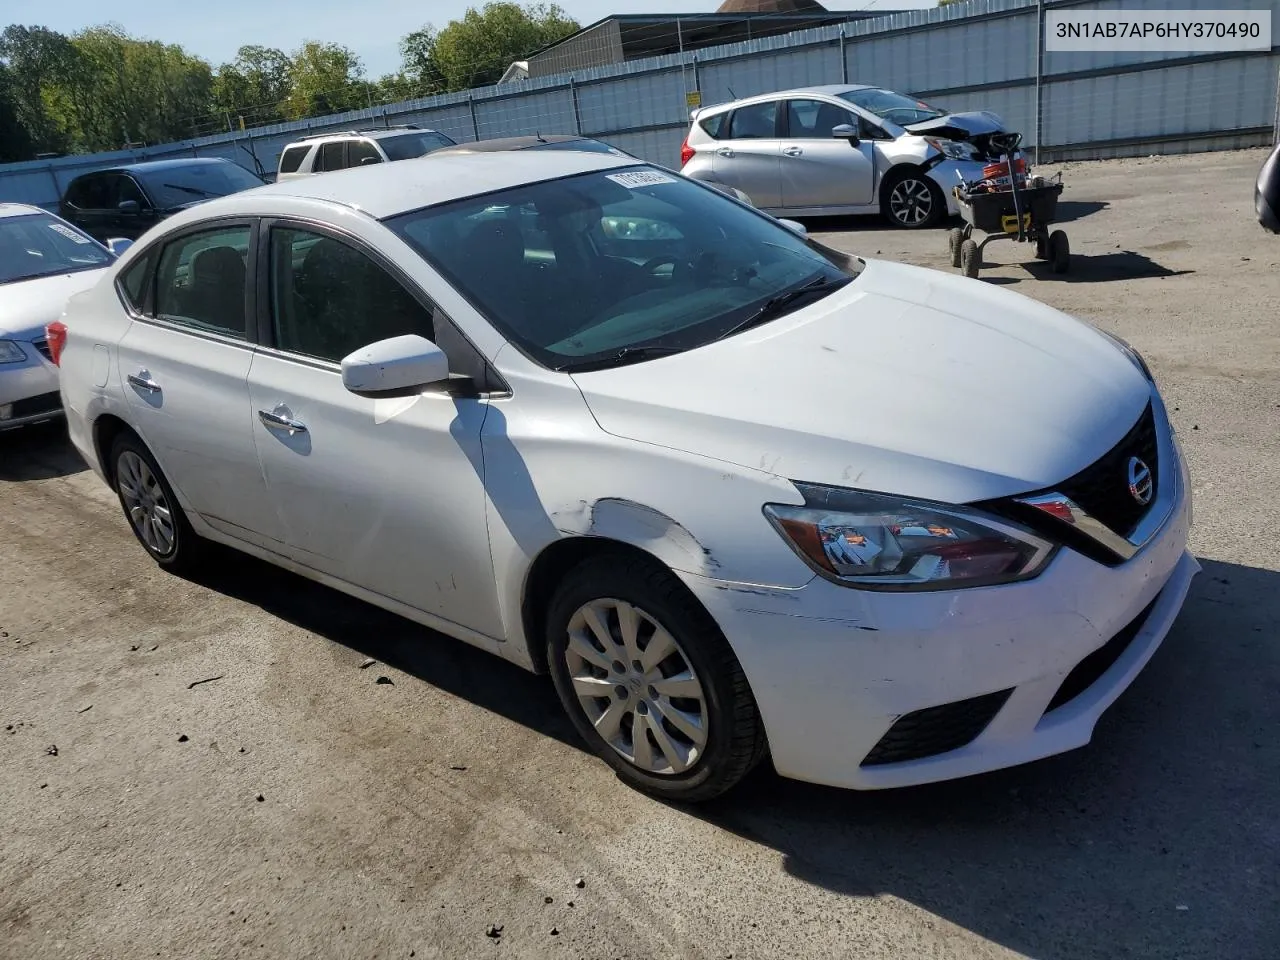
269 227 435 363
66 175 109 210
349 140 382 166
154 225 251 338
859 116 891 140
698 112 728 139
316 141 347 172
111 175 147 208
786 99 856 139
117 250 154 313
278 145 309 174
727 102 778 140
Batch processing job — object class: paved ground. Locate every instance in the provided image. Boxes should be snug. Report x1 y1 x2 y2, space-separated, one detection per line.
2 148 1278 960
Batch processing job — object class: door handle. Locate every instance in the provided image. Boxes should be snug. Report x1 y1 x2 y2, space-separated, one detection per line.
127 371 161 394
258 408 308 435
783 146 803 157
716 147 735 158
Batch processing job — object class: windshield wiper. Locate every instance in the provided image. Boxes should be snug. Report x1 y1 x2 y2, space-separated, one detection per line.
557 344 685 373
717 274 849 341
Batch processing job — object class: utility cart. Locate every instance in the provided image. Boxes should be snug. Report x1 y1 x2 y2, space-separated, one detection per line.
947 132 1068 280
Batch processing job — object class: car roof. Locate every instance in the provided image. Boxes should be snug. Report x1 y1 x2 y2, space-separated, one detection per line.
287 128 445 145
0 202 49 220
73 157 238 177
175 149 639 222
699 84 873 113
433 135 590 154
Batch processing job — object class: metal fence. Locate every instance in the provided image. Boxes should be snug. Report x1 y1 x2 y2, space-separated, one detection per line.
2 0 1278 210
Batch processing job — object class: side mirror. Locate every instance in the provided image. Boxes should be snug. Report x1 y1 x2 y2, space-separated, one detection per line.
106 238 134 256
341 334 449 395
831 124 861 146
777 218 808 238
118 200 140 215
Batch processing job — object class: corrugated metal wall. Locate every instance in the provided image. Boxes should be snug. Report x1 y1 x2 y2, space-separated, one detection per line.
3 0 1277 208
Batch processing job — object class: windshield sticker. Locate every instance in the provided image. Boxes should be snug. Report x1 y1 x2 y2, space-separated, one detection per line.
48 223 91 244
607 170 678 189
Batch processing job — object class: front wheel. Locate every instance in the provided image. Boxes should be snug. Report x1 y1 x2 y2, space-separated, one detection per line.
546 553 766 802
110 432 207 574
881 169 946 229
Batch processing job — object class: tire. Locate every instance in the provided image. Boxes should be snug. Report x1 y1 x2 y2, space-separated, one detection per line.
960 239 980 278
880 168 946 229
1048 230 1070 274
110 432 207 574
947 227 965 267
545 552 767 803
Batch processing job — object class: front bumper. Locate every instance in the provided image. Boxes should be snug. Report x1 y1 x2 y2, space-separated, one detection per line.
0 341 62 431
684 428 1195 791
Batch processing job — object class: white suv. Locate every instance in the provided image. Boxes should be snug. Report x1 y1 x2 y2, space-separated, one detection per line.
275 126 456 181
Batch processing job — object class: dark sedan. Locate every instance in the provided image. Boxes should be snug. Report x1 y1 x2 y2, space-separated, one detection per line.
58 158 265 242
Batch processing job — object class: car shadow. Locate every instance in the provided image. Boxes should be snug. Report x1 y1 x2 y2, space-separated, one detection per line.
0 421 89 481
976 250 1194 285
186 546 582 751
681 557 1278 960
1053 199 1110 222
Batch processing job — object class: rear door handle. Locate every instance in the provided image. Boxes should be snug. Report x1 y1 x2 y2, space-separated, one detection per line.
258 407 308 436
716 147 735 158
783 145 803 157
127 371 161 394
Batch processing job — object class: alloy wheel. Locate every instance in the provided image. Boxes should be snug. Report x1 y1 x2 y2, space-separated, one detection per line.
889 177 935 226
563 598 709 775
116 450 176 556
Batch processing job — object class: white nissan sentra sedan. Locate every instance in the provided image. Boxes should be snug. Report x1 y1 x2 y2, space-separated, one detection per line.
51 151 1196 801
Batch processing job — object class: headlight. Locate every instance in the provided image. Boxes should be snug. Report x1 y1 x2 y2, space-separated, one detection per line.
925 138 979 161
1095 328 1153 381
0 340 27 364
763 484 1055 591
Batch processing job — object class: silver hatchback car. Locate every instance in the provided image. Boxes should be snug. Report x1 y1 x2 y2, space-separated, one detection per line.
680 84 1024 229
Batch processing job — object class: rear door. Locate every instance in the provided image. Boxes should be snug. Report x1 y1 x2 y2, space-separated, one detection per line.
712 101 783 208
115 218 285 547
61 173 113 241
779 98 876 208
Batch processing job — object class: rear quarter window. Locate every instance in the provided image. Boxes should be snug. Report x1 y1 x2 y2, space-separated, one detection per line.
278 145 310 174
117 250 155 314
698 112 729 139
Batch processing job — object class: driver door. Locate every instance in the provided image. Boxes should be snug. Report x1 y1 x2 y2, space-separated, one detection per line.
246 221 504 639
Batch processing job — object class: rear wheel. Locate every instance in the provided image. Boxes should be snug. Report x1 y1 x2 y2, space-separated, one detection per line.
110 433 206 574
546 552 766 802
960 239 981 278
947 227 965 267
881 168 945 229
1048 230 1070 274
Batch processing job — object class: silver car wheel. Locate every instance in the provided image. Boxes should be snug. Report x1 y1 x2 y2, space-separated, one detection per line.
564 598 709 776
889 177 935 225
116 450 176 556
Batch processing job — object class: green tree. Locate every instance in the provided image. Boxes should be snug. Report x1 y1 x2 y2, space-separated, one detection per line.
0 24 79 154
0 61 35 161
401 3 579 93
213 44 291 127
284 40 367 119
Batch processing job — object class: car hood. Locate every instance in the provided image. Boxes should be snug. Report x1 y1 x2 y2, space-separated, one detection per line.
0 269 108 341
569 259 1152 505
904 111 1007 140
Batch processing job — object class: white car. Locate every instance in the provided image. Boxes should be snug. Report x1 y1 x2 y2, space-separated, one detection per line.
680 84 1028 229
52 153 1196 801
0 203 125 431
275 126 457 181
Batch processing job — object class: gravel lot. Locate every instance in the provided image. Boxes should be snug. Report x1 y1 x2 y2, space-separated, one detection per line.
2 148 1277 960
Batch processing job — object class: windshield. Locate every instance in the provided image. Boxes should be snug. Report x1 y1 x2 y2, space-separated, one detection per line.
387 166 860 372
138 162 264 208
0 213 112 285
527 138 628 156
380 131 457 161
839 88 944 126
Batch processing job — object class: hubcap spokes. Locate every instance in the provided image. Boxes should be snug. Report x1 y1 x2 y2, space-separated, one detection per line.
890 180 933 224
565 598 708 776
117 451 175 556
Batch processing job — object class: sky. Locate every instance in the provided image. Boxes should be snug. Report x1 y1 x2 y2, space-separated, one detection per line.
3 0 933 78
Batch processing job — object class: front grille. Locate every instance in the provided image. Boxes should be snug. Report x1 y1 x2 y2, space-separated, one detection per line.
3 391 62 421
31 338 53 363
862 689 1013 766
1043 594 1159 715
1057 403 1159 537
